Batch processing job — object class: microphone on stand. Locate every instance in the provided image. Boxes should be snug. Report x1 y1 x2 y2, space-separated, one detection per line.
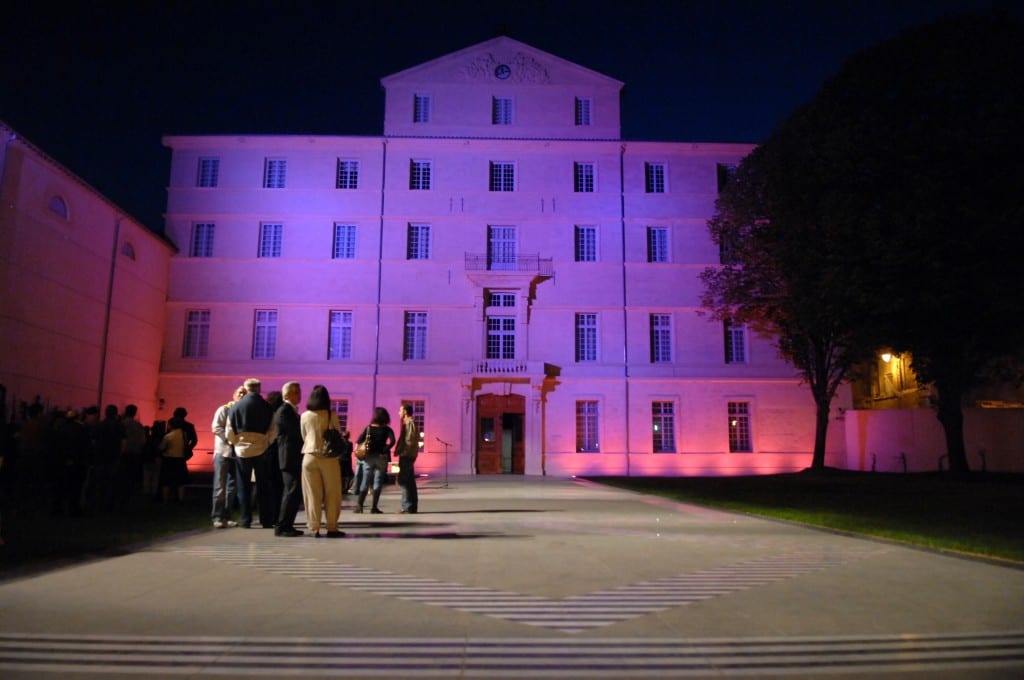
434 436 451 487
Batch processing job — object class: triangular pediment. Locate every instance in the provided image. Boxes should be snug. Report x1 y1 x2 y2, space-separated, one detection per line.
381 36 623 89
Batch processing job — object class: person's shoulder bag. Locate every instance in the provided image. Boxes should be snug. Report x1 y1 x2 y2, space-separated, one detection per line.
322 412 343 458
354 425 370 460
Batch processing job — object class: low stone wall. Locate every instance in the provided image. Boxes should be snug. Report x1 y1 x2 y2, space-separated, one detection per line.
843 408 1024 473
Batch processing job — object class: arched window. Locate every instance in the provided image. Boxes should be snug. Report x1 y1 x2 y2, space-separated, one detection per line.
48 195 69 220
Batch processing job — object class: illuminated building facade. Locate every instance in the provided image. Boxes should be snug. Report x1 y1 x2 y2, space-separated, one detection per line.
0 120 172 423
160 37 834 476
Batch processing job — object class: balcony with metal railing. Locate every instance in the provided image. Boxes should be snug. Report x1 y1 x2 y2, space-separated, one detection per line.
464 253 554 276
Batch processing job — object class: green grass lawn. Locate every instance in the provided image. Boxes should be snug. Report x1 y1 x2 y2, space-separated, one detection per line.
589 470 1024 564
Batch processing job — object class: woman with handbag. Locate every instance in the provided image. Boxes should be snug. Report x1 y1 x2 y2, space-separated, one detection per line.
299 385 344 537
158 417 189 505
354 406 395 514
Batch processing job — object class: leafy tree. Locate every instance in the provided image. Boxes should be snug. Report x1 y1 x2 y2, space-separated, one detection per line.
704 11 1024 474
702 125 877 471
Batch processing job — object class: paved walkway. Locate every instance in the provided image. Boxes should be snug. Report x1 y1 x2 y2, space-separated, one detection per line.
1 476 1022 678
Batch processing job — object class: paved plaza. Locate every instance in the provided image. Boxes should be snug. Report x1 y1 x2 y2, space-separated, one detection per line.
0 476 1022 678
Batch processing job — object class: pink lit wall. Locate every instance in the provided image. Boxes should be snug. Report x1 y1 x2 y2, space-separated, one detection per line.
0 123 171 425
844 408 1024 473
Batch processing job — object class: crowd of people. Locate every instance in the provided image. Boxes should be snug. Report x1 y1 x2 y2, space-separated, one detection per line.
0 390 202 546
213 377 420 537
0 379 421 546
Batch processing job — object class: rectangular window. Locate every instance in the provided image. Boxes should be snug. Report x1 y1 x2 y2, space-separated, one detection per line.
486 316 516 359
328 310 353 360
258 222 282 258
576 400 599 452
724 320 747 364
574 162 595 193
410 160 432 190
647 226 669 263
574 225 597 262
403 311 428 360
728 402 752 452
492 97 513 125
407 223 431 260
488 291 516 307
252 309 277 360
645 162 666 193
489 162 515 191
413 94 431 123
652 401 676 453
487 225 517 271
402 400 426 446
196 157 219 188
574 97 592 126
332 223 356 259
190 222 215 258
336 159 359 189
575 313 598 362
330 399 349 433
263 158 287 189
182 309 210 358
650 314 672 363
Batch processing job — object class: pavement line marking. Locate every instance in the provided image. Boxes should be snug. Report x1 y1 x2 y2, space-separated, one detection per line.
1 632 1021 677
174 545 881 633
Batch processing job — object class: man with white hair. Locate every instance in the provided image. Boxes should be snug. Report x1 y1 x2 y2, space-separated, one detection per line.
227 378 274 529
210 385 245 529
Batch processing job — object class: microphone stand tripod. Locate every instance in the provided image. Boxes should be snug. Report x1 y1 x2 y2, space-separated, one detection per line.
435 436 452 488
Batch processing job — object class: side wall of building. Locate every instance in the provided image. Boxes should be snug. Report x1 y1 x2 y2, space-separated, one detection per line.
0 127 171 424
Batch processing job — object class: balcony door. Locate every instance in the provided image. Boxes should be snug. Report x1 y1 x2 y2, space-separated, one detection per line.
487 225 517 271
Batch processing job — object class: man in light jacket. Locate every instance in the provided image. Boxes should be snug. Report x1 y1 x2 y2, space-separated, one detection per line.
211 385 245 528
227 378 274 528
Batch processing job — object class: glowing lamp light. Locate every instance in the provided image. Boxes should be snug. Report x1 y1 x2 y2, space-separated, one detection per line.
881 352 892 363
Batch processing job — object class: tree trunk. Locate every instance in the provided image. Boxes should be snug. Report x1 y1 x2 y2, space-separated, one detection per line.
810 396 830 471
935 381 970 475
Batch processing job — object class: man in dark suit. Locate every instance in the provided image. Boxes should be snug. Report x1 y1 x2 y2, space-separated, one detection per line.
274 381 303 537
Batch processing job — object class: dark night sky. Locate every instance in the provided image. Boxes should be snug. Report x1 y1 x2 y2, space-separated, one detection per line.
1 0 1018 231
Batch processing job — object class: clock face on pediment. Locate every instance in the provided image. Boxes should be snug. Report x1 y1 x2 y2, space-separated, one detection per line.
494 64 511 80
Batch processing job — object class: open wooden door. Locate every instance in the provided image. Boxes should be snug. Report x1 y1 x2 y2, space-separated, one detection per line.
475 393 525 474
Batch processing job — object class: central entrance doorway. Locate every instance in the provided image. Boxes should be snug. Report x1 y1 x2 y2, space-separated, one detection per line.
476 393 525 474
